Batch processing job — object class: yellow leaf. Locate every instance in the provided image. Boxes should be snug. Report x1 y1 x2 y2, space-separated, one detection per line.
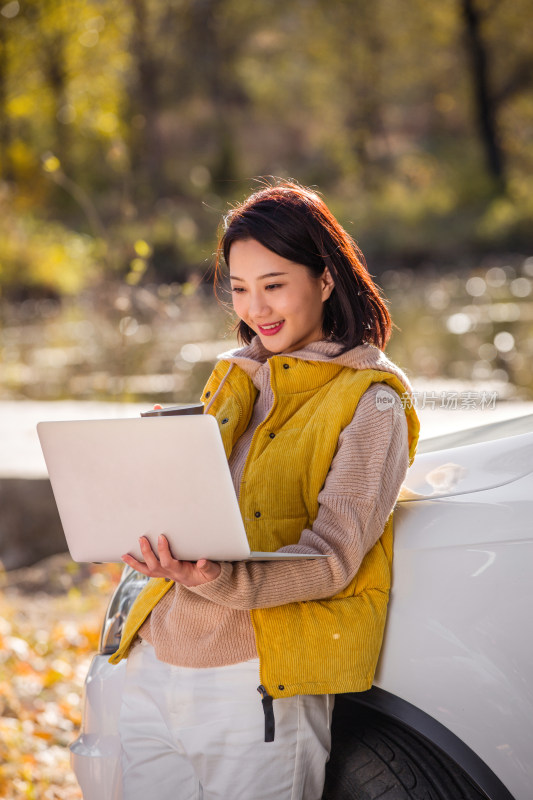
33 730 53 741
134 239 152 258
42 154 61 173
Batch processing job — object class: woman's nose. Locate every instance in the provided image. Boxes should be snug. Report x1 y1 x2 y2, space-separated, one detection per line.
249 291 270 318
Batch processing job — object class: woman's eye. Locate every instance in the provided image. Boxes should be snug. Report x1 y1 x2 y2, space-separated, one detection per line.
230 283 282 293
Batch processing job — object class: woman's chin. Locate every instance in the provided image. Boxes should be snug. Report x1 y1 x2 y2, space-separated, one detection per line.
254 331 284 353
260 339 283 354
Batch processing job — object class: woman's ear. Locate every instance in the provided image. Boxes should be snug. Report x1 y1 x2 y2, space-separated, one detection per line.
321 267 335 301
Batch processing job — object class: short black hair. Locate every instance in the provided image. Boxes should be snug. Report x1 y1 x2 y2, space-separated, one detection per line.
215 180 392 351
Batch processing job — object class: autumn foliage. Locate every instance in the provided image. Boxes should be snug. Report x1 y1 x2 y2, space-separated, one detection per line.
0 556 122 799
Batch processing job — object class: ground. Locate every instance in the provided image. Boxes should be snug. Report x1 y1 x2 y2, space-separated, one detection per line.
0 555 122 799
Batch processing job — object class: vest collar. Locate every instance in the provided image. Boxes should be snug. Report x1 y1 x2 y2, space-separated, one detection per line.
217 337 414 398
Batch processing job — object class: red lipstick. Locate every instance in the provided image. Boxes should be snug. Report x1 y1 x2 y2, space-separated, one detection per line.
258 321 285 336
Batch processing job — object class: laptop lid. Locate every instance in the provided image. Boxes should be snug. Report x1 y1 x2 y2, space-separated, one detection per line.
36 416 327 564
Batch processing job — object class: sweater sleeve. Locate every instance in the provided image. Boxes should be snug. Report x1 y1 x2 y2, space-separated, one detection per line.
187 383 409 610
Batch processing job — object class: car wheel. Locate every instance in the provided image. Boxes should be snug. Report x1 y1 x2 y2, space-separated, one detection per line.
322 700 488 800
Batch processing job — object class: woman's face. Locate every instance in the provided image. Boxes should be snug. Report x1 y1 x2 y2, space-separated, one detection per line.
229 238 334 354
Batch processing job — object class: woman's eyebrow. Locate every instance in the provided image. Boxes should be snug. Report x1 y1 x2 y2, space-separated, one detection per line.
229 272 288 281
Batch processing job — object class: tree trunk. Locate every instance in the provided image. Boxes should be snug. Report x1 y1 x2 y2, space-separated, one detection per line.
129 0 165 206
41 28 72 176
0 24 14 182
461 0 506 193
187 0 240 190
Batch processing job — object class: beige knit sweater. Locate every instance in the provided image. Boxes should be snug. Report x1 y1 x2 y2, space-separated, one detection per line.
139 339 411 667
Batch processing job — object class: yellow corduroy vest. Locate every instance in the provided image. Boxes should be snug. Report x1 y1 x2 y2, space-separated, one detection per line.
110 355 419 700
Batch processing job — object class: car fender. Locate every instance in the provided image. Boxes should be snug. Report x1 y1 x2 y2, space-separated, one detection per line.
367 431 533 800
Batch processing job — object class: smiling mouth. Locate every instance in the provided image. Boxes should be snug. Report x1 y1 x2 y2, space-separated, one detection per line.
257 321 285 335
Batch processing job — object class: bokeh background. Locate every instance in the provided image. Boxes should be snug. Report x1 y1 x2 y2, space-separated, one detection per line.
0 0 532 796
1 0 533 402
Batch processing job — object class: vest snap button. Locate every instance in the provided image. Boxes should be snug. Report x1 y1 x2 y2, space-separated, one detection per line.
254 511 261 518
269 432 275 439
282 363 290 369
221 418 229 424
205 391 211 398
278 685 285 690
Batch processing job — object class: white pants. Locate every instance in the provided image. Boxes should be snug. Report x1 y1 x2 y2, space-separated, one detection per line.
118 640 334 800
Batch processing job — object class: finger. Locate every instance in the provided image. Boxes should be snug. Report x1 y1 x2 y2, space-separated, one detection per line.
122 553 151 575
157 534 174 568
139 536 160 569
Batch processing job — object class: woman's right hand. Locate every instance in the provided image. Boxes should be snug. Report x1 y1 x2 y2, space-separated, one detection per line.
122 535 222 586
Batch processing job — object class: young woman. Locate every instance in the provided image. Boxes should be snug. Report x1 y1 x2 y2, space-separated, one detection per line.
111 181 420 800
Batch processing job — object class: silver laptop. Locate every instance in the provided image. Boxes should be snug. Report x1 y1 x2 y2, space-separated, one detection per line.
37 415 328 564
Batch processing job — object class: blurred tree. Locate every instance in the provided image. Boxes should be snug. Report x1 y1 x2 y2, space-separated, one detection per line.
0 16 14 182
0 0 532 297
128 0 166 205
460 0 506 192
37 0 72 175
178 0 261 191
185 0 240 189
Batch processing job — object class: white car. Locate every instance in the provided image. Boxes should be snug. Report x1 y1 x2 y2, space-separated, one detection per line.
71 413 533 800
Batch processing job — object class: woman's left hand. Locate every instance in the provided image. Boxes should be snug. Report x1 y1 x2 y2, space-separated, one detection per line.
122 535 221 586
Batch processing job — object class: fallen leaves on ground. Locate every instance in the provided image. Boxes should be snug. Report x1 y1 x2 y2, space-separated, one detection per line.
0 554 122 799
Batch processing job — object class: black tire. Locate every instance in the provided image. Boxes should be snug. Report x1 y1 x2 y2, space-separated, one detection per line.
322 698 489 800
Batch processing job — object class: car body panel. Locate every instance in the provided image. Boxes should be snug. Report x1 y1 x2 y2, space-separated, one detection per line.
374 471 533 800
70 655 125 800
399 430 533 500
